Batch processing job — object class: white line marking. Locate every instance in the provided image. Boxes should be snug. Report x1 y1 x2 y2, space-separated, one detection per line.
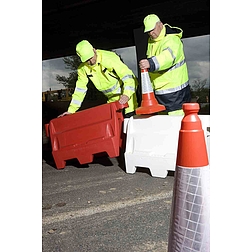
43 190 173 225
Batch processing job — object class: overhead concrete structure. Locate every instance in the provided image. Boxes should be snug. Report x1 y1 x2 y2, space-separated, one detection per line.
43 0 210 60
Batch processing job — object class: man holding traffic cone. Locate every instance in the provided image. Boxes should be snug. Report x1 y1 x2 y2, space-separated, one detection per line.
168 103 210 251
139 14 191 115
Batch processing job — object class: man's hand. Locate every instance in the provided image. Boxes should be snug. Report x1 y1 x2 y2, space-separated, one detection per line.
139 59 150 69
58 111 72 118
119 94 129 104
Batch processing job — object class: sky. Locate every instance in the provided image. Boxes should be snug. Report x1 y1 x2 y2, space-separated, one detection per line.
183 35 210 88
112 46 138 77
42 35 210 92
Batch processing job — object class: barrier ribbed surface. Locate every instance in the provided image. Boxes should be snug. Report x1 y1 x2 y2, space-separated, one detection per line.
45 101 127 169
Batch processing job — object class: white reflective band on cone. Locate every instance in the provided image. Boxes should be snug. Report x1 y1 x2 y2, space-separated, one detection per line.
168 165 210 252
141 71 153 94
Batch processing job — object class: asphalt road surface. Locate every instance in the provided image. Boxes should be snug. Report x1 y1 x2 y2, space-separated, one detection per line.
42 148 175 252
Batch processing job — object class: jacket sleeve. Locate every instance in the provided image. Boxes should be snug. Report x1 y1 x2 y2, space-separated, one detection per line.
147 36 182 72
67 66 89 113
109 54 138 99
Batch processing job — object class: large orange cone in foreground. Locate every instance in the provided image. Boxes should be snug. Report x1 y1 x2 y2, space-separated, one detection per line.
168 103 210 252
136 68 165 115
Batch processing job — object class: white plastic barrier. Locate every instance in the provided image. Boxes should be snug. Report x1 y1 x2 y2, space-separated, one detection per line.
124 114 210 178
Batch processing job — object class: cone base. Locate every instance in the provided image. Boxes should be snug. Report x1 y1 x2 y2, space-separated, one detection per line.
136 104 165 115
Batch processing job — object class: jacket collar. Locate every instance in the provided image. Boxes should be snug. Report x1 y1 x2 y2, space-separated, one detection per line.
151 24 183 42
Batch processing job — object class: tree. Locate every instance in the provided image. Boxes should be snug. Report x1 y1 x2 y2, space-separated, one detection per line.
56 55 80 89
190 79 210 103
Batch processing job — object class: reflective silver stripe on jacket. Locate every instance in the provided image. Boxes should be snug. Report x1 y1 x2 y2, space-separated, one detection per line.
71 99 82 106
155 59 186 74
155 81 189 95
122 74 133 82
152 53 184 72
164 47 176 65
124 86 135 92
75 87 87 93
152 57 160 71
102 82 119 94
164 47 176 61
115 86 122 94
168 59 185 72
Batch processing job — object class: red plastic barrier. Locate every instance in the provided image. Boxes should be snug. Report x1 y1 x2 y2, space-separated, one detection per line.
45 101 128 169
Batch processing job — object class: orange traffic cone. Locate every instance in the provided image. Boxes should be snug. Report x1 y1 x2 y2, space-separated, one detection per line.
168 103 210 252
135 68 165 115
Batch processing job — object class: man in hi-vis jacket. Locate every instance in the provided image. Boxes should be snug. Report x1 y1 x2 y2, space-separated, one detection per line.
59 40 138 118
139 14 191 115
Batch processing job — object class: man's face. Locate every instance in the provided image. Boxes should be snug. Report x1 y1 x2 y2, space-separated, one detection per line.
148 22 163 39
86 49 97 66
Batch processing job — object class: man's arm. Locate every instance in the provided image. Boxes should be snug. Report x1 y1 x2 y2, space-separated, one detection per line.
140 36 182 72
110 54 138 102
58 66 89 117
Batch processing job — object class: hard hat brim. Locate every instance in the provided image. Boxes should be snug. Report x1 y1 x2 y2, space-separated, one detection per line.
144 25 155 33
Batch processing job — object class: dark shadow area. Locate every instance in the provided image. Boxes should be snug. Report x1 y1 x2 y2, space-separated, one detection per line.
135 167 153 177
168 171 175 177
116 148 127 172
66 159 89 168
135 167 175 177
64 154 114 169
91 153 114 167
42 143 57 168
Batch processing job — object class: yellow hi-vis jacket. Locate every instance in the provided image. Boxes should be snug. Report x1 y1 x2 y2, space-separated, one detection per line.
68 50 139 115
146 24 191 112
